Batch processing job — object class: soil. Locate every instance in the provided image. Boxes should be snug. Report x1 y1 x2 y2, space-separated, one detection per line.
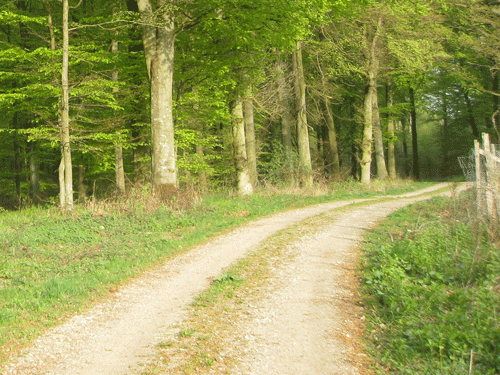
4 183 466 375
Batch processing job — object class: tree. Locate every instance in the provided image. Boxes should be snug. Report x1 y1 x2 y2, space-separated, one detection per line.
136 0 176 192
293 41 314 187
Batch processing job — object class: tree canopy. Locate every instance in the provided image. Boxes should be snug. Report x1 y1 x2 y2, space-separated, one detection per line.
0 0 495 208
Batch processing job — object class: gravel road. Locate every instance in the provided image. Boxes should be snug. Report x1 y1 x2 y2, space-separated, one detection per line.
4 183 465 375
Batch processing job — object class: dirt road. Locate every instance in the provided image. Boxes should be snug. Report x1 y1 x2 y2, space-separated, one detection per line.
4 183 464 374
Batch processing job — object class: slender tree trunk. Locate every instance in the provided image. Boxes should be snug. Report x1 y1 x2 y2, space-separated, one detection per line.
196 144 207 190
401 116 410 178
372 85 388 179
243 80 258 188
12 113 22 203
409 87 419 180
386 83 396 179
292 41 313 187
324 97 340 176
463 91 480 140
231 97 253 196
60 0 73 210
78 165 86 201
276 57 295 179
30 141 40 204
112 37 126 194
137 0 176 192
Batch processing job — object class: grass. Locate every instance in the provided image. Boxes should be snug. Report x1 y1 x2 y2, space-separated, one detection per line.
0 179 434 367
360 189 500 374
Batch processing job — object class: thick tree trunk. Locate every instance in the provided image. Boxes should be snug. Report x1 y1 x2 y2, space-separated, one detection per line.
137 0 176 191
372 85 388 179
292 41 313 187
60 0 73 210
243 81 258 188
361 83 374 185
409 87 419 180
360 18 382 185
231 98 253 196
385 83 396 179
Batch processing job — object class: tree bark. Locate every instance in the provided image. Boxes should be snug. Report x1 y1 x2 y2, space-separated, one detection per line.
243 80 258 188
78 165 86 201
386 83 396 179
409 87 419 180
324 97 340 176
463 90 480 140
276 57 295 179
112 37 126 194
361 82 374 185
137 0 176 191
292 41 313 187
30 141 40 204
401 115 410 178
360 18 382 185
231 98 253 196
372 85 388 179
196 144 207 190
60 0 73 210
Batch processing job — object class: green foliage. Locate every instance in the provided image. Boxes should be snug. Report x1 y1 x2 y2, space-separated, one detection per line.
362 194 500 374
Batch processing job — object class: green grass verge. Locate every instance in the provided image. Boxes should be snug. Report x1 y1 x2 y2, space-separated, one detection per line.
361 190 500 374
0 179 433 366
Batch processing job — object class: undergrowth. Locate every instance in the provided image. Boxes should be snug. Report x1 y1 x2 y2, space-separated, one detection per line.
0 179 432 366
361 189 500 374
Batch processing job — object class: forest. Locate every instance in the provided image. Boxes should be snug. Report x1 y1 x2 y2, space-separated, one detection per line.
0 0 499 210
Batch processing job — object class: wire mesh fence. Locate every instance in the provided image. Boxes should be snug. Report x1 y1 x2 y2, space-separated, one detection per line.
458 133 500 223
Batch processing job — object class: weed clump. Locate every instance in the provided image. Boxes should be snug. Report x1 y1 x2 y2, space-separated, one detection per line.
361 192 500 374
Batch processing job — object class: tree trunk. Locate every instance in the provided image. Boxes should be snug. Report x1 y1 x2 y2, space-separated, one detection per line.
361 83 374 185
463 90 480 140
409 87 419 180
112 37 126 194
137 0 177 191
196 144 207 190
292 41 313 187
401 115 410 178
30 141 40 204
386 83 396 179
60 0 73 210
231 97 253 196
78 165 86 201
324 97 340 176
243 80 258 188
276 57 295 177
372 85 388 179
360 18 382 185
12 113 22 202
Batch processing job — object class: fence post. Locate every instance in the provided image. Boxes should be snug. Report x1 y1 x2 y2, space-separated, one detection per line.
482 133 498 223
475 139 482 217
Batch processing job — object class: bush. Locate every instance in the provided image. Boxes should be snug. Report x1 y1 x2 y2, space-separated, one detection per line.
362 195 500 374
